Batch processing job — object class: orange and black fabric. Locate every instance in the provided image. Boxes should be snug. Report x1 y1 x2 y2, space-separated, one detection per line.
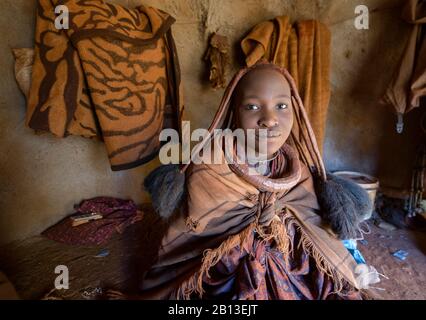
27 0 183 170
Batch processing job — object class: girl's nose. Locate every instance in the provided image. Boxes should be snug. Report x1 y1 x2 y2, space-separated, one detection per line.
258 109 278 128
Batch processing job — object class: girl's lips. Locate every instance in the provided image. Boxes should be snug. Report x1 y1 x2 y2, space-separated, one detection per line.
255 130 282 138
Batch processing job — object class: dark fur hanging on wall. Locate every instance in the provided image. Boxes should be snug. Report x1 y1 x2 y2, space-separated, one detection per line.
204 33 229 89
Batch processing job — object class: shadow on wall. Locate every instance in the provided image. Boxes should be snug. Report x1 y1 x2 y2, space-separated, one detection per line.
324 1 423 191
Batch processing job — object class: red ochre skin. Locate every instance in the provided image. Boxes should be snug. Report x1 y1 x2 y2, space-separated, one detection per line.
233 68 294 160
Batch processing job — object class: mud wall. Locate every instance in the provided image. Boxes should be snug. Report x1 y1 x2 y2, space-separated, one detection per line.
0 0 422 244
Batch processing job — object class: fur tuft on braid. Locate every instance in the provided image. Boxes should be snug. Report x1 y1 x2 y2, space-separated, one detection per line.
314 172 372 240
144 164 186 220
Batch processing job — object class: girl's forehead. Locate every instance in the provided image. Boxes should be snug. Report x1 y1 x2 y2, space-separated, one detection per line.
235 68 291 97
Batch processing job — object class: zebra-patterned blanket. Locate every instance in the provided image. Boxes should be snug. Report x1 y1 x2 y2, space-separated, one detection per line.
27 0 183 170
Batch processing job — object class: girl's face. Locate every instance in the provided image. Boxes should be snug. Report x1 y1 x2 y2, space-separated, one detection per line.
234 68 294 159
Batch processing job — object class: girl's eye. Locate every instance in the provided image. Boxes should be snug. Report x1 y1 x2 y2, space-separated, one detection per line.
245 104 260 110
276 103 288 110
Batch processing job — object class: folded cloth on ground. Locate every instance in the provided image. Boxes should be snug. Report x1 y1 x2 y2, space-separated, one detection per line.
42 197 143 246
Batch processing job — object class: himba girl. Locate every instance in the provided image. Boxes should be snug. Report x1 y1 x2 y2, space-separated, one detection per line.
110 61 375 300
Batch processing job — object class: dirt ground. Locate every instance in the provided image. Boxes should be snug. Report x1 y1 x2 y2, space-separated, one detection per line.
0 207 425 300
358 222 426 300
0 206 166 300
